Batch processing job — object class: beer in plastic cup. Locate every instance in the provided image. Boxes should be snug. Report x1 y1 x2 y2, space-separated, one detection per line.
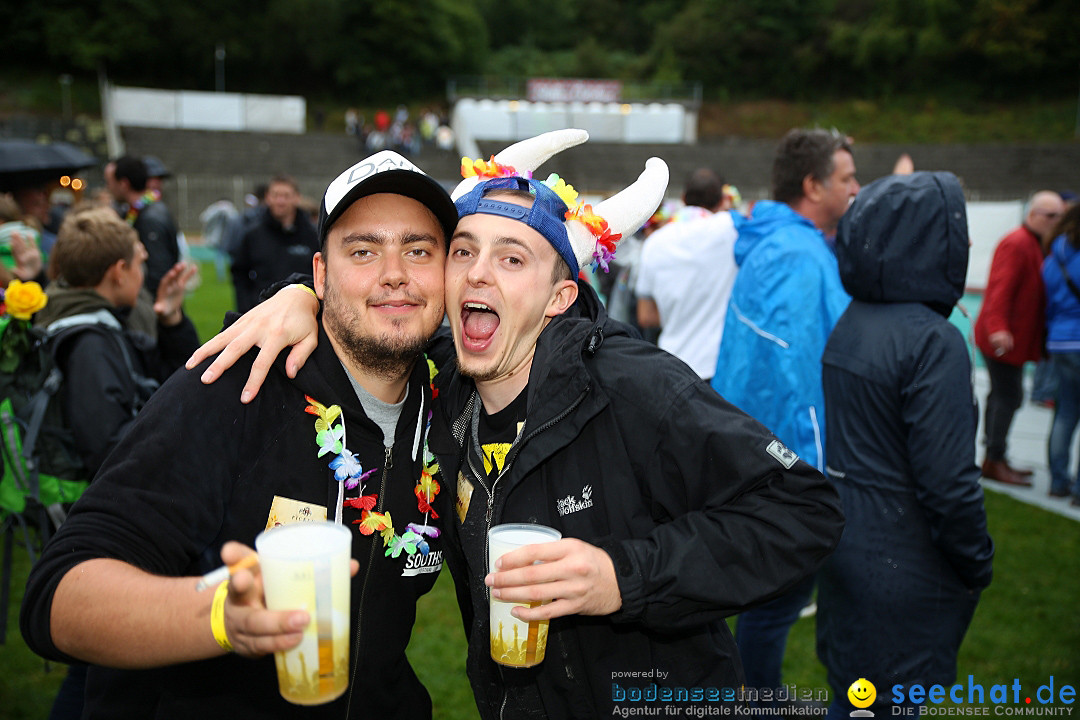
487 523 562 667
256 522 352 705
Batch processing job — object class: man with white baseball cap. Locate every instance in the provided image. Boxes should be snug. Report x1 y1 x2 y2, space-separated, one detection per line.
21 151 458 718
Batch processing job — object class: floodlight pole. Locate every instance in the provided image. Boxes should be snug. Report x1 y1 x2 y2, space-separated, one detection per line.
1075 61 1080 138
59 74 73 126
216 44 226 92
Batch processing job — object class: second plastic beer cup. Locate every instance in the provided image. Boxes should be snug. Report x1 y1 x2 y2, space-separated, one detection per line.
487 523 562 668
256 522 352 705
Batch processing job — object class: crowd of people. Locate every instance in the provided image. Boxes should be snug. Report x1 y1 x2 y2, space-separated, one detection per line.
0 122 1071 720
345 105 455 156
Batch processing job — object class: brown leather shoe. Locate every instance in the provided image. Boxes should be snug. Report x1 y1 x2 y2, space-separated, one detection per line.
981 459 1032 487
1004 461 1034 477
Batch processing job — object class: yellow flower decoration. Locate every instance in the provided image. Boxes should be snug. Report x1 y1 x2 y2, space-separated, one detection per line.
4 279 48 320
461 156 520 180
542 173 579 207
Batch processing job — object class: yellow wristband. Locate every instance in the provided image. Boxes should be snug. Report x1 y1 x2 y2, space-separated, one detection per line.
287 283 319 300
211 580 233 653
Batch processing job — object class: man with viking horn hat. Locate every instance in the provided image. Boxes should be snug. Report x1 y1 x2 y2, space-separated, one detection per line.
190 129 844 718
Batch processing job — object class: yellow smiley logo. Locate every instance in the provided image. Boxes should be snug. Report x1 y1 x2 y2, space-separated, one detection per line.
847 678 876 709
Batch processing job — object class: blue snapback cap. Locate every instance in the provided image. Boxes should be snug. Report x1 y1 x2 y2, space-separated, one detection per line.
454 177 580 278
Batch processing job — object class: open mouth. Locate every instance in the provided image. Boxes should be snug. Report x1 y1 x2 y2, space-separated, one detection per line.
461 301 500 351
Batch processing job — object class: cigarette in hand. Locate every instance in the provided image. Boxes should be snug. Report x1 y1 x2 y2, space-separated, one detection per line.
195 553 259 591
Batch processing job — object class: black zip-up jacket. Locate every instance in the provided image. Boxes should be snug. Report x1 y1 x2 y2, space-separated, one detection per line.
21 323 449 719
133 200 181 295
428 284 844 719
231 210 320 313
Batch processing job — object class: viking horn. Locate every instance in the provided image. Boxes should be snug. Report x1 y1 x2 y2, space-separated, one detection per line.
451 128 590 201
566 157 669 269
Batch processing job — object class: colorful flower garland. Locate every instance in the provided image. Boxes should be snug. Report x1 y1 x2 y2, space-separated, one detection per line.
461 155 532 182
459 157 624 273
540 172 622 272
303 362 441 560
124 189 162 225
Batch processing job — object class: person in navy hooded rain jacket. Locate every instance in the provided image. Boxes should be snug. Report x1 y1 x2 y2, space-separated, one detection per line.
817 171 994 718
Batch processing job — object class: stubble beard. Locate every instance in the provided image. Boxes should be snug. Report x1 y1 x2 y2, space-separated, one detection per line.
322 275 438 381
457 354 500 383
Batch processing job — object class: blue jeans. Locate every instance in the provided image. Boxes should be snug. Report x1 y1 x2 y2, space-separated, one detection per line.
1048 353 1080 498
736 575 816 696
1032 358 1058 404
48 663 87 720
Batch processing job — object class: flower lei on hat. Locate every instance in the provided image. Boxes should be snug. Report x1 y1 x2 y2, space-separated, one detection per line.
542 173 622 272
459 157 623 273
461 156 532 182
455 130 668 278
304 362 441 560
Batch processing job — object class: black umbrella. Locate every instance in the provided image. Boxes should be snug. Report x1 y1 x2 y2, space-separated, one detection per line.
0 139 97 192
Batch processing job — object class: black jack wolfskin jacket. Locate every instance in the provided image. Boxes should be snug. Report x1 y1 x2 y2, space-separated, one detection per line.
429 283 844 719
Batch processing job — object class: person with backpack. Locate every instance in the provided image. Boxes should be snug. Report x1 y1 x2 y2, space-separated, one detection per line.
35 205 198 475
30 205 198 719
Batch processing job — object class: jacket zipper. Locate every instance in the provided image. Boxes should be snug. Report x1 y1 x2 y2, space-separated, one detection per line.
463 386 589 719
344 444 393 717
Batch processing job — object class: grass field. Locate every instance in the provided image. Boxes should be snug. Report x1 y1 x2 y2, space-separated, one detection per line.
1 263 1078 718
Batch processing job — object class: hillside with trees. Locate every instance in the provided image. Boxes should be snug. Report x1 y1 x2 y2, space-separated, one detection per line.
3 0 1078 141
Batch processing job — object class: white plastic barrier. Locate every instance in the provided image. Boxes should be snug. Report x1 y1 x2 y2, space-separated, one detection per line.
178 92 244 131
453 99 693 144
568 102 623 142
110 86 305 133
461 99 514 142
111 88 178 128
245 95 307 133
624 103 685 143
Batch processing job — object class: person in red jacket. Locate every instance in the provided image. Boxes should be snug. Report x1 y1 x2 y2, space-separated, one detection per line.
974 190 1064 485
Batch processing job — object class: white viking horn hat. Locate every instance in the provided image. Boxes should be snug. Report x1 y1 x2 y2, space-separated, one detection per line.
454 128 669 275
565 156 669 270
451 128 589 201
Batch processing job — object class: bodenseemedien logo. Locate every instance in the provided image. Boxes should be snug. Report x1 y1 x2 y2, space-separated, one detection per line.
848 678 877 717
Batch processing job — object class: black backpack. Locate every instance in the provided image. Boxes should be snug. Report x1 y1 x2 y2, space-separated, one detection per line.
0 309 158 642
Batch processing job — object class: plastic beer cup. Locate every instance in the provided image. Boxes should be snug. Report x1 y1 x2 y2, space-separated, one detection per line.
487 523 562 668
256 522 352 705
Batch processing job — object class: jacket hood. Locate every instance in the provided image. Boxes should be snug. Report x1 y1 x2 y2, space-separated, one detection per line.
835 171 968 306
34 284 116 328
732 200 817 266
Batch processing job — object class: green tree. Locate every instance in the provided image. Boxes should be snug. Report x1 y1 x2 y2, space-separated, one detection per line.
331 0 487 102
649 0 830 98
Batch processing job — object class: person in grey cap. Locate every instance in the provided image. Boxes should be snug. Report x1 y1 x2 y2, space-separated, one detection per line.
21 150 459 719
143 155 171 194
817 171 993 718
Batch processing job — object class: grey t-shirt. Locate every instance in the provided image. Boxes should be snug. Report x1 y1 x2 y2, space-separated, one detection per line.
341 362 406 447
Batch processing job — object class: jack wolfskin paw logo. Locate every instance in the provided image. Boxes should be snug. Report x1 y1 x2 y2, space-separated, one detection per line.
556 485 595 517
766 440 798 469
